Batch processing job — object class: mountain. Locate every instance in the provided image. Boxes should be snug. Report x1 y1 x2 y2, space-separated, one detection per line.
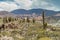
54 13 60 16
0 11 10 15
11 9 58 16
0 9 60 18
0 11 17 17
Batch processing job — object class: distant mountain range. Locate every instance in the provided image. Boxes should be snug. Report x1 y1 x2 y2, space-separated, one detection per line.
0 11 16 17
0 8 60 17
11 9 60 16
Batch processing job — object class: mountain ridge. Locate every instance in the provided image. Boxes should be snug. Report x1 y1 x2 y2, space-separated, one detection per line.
0 8 60 17
11 9 59 16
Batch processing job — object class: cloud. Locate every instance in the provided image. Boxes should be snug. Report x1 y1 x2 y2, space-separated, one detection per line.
31 0 60 11
0 8 5 11
14 0 33 9
0 0 60 11
40 1 60 11
0 0 14 2
0 2 19 11
41 1 60 11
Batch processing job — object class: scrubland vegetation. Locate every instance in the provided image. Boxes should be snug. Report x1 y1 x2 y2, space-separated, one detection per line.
0 12 60 40
0 17 60 40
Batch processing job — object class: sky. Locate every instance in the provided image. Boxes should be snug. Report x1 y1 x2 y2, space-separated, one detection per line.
0 0 60 11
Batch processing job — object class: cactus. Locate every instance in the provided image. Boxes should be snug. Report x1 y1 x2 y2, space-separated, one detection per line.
22 18 25 22
26 17 30 23
32 18 35 23
3 17 8 23
8 17 12 22
42 11 47 29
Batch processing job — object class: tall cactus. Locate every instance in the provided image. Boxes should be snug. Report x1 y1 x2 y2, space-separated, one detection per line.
42 11 47 29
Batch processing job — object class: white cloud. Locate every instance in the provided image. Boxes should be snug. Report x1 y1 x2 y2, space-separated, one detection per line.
45 6 60 11
40 1 60 11
0 2 19 11
0 0 60 11
14 0 33 9
31 0 60 11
